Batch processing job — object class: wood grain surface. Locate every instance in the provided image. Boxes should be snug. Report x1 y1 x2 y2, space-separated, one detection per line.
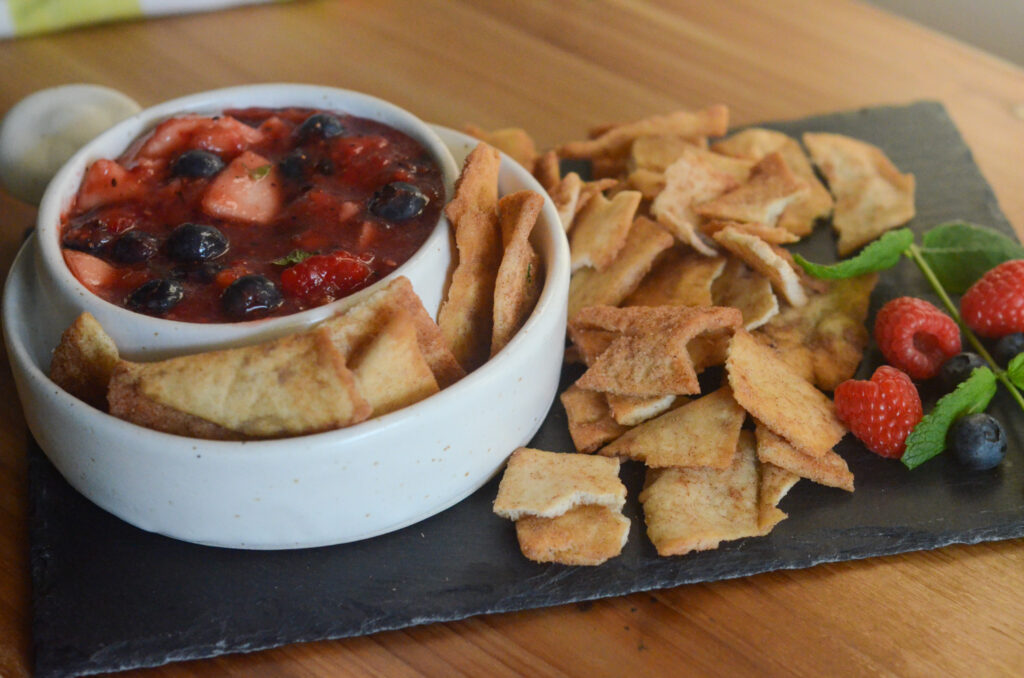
1 1 1023 676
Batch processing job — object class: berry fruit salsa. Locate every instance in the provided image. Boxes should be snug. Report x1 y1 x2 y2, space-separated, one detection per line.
59 107 445 323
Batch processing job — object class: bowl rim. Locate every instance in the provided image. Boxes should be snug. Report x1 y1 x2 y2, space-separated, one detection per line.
35 82 461 337
8 124 570 458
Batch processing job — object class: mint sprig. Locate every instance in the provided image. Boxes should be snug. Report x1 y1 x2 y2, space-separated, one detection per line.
902 367 997 469
793 228 913 279
918 221 1024 294
272 249 314 266
1008 353 1024 390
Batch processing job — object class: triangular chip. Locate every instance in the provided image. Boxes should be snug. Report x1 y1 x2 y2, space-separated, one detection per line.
463 124 537 172
560 385 629 453
109 328 370 438
625 167 666 200
711 257 779 330
695 152 807 227
49 311 119 410
569 190 642 271
755 422 854 492
349 308 440 416
699 218 799 245
566 326 618 365
438 143 503 371
726 329 846 458
803 132 915 255
515 504 630 566
492 190 545 356
549 171 583 231
493 447 626 520
757 462 801 532
568 216 674 319
533 150 560 192
639 430 761 556
651 147 738 255
600 386 745 469
711 226 808 307
629 134 702 173
606 393 677 427
624 249 726 308
712 128 833 236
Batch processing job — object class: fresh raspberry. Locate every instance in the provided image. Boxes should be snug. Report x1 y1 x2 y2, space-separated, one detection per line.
874 297 961 380
834 366 923 458
960 260 1024 338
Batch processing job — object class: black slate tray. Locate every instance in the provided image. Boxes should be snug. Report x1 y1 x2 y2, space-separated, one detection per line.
29 101 1024 677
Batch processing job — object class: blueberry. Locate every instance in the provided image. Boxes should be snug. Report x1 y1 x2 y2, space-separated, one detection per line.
221 275 283 320
166 223 229 263
368 181 429 221
171 150 225 178
110 230 159 264
950 413 1006 470
62 221 115 254
296 113 344 141
126 279 183 315
994 333 1024 367
278 149 310 181
939 352 987 391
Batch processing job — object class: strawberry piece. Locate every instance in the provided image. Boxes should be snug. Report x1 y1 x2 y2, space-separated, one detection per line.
138 114 263 159
201 151 283 225
834 365 923 458
874 297 961 380
75 159 145 211
960 259 1024 338
280 250 373 305
62 249 119 290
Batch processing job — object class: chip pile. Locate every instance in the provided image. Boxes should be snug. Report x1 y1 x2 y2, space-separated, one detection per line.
483 105 914 564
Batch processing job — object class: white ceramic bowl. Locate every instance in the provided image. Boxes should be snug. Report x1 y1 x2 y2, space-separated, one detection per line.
34 84 460 359
3 125 569 549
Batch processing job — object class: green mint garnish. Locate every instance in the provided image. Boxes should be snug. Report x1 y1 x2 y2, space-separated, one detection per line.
272 249 314 266
1008 353 1024 390
526 262 533 285
248 164 272 180
901 367 997 469
794 228 913 279
917 221 1024 294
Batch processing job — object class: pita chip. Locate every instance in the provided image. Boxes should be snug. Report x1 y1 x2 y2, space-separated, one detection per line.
711 226 808 307
463 124 537 172
569 190 642 271
695 152 807 227
515 504 630 566
549 171 583 231
711 257 779 330
533 150 561 192
755 422 854 492
560 385 629 453
758 463 802 532
651 147 738 255
492 190 545 356
50 312 119 410
623 249 727 308
606 393 677 427
699 218 799 245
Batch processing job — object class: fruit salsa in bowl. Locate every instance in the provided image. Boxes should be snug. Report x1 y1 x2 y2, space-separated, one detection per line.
34 84 459 358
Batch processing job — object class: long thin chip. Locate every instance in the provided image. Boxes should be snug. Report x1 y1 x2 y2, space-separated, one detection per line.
492 190 545 356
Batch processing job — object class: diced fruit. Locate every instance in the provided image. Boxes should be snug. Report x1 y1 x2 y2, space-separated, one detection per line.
110 230 159 264
201 151 283 225
874 297 961 380
221 274 283 319
165 223 229 263
834 365 924 458
126 279 184 315
950 413 1006 470
280 250 373 305
278 149 311 181
63 249 119 289
993 332 1024 367
960 260 1024 338
63 221 115 254
296 112 344 141
138 114 263 159
76 159 144 211
171 149 225 178
369 181 429 221
939 352 987 392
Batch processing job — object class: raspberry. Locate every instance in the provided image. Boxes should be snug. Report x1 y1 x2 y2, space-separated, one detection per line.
874 297 961 380
960 260 1024 338
834 366 923 458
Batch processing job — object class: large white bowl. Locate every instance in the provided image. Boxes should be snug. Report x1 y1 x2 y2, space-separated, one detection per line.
34 84 460 359
2 125 570 549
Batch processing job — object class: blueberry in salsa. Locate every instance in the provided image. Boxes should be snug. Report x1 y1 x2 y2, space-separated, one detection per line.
59 107 444 323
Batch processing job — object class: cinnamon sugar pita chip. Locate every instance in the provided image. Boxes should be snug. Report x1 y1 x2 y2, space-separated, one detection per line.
758 463 801 532
493 447 626 520
803 132 915 255
711 226 808 307
463 124 538 172
560 385 629 453
606 393 677 427
726 329 846 458
712 128 833 236
533 150 560 191
492 191 545 356
699 218 799 245
568 216 674 318
755 422 854 492
711 257 779 330
639 430 761 556
549 171 583 231
601 386 745 469
625 167 666 200
50 311 119 410
650 147 738 256
515 504 630 566
695 152 807 227
569 190 643 271
438 143 503 371
629 134 702 173
624 250 726 308
566 326 618 365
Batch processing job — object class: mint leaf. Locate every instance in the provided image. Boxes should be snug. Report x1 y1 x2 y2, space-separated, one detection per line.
901 367 997 469
248 164 272 180
1008 353 1024 390
794 228 913 279
918 221 1024 294
272 249 314 266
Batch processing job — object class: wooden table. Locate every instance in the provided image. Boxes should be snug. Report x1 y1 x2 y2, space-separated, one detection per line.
1 1 1022 676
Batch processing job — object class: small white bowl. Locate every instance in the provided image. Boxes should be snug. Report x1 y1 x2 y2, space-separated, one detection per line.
3 124 569 549
34 84 460 359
